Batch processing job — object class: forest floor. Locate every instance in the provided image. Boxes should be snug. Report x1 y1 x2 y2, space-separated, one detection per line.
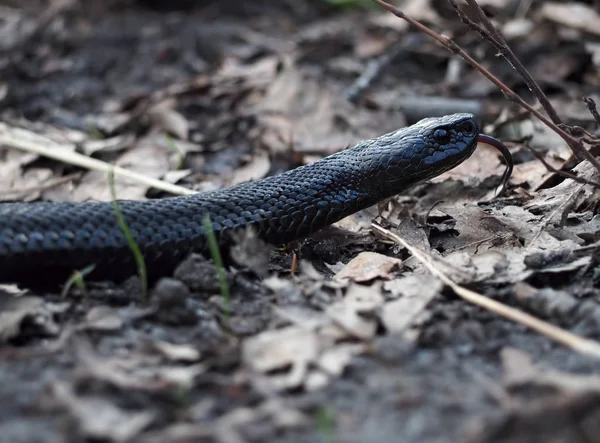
1 0 600 442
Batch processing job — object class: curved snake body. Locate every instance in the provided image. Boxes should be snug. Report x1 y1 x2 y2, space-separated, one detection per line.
0 113 508 285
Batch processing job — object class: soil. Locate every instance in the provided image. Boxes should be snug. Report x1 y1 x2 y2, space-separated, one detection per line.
1 1 600 442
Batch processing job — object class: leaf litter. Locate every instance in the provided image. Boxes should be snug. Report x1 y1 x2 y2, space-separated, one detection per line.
1 1 600 442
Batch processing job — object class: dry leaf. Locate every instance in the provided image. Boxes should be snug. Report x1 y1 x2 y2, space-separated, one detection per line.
317 343 365 376
0 294 58 342
80 306 123 332
541 2 600 37
242 326 319 389
326 284 384 340
50 382 155 442
333 252 402 282
228 150 271 186
71 135 172 201
152 340 201 362
257 57 406 154
81 134 135 156
146 102 189 140
500 347 535 385
381 275 443 335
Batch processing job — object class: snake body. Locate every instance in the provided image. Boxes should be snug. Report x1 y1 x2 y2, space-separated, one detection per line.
0 113 485 285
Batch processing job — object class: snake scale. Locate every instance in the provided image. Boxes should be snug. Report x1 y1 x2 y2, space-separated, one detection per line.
0 113 512 286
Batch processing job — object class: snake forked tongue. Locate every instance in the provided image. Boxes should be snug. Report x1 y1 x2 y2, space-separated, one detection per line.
477 134 514 196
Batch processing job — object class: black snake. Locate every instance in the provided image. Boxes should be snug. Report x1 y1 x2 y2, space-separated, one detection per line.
0 113 512 286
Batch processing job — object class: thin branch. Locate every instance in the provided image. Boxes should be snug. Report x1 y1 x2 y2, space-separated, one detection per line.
459 0 563 126
0 123 196 196
523 142 600 188
584 97 600 128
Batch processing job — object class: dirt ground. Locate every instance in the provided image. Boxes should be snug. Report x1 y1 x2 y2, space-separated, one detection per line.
2 0 600 442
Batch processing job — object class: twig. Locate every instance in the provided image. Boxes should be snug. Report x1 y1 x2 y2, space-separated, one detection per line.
450 0 562 126
0 123 196 196
523 142 600 188
346 40 408 103
371 0 600 181
584 97 600 128
371 223 600 359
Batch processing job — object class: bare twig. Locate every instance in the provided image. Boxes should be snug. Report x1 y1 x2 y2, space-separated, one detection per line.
0 123 196 196
451 0 562 126
371 223 600 359
346 40 407 103
371 0 600 181
523 142 600 188
584 97 600 128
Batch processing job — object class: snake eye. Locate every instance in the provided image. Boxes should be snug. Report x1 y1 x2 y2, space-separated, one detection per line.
460 120 476 135
433 129 451 145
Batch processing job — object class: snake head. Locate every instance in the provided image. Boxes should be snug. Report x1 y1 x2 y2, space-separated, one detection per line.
366 113 480 192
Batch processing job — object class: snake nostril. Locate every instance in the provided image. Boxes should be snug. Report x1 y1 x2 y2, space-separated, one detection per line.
460 120 476 135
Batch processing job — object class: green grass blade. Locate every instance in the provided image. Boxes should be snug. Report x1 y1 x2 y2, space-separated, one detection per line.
202 214 231 321
108 169 148 303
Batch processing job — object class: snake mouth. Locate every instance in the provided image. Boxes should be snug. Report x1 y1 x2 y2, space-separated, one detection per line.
477 134 514 195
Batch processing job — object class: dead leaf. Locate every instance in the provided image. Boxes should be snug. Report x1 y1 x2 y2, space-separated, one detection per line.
152 340 201 362
242 326 320 390
50 382 155 442
228 150 271 186
541 2 600 37
81 134 136 156
162 169 192 184
500 347 535 385
326 283 384 340
317 343 365 376
257 57 406 155
71 134 172 202
525 160 600 217
0 148 44 201
380 275 443 336
510 158 562 190
332 252 402 282
146 101 189 140
79 306 123 332
431 204 523 254
0 294 59 342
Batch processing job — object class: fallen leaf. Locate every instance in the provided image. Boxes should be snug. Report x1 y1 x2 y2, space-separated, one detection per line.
152 340 201 362
257 57 406 155
317 343 365 376
50 382 155 442
500 347 535 385
0 294 58 342
79 306 123 332
71 134 173 202
228 150 271 186
81 134 136 156
380 275 443 335
146 101 189 140
242 326 320 389
326 283 384 340
541 2 600 37
333 251 402 282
